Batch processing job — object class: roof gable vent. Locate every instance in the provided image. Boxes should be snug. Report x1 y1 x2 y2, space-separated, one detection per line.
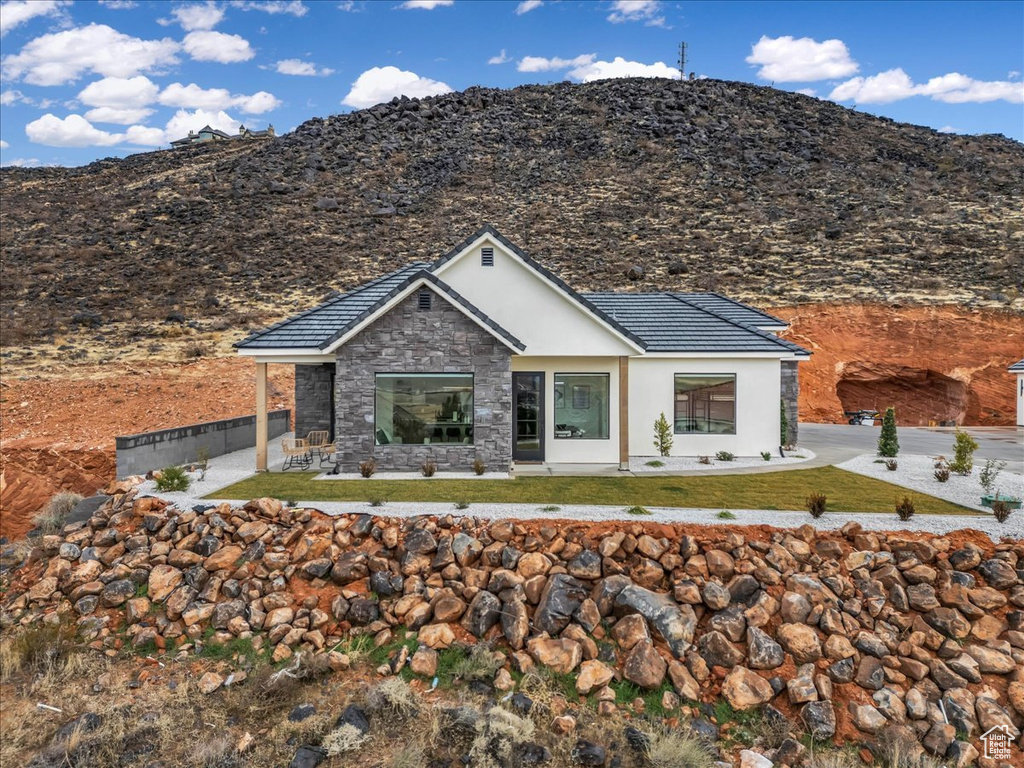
417 289 432 311
481 247 494 267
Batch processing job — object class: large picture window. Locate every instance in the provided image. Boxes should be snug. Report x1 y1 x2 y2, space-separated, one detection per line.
674 374 736 434
554 373 609 439
375 373 474 445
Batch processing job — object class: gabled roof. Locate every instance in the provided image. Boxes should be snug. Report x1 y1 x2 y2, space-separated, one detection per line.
673 292 788 328
234 262 524 352
583 292 810 355
1010 359 1024 372
432 225 647 351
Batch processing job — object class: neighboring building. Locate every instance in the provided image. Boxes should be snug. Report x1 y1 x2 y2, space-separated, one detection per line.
1011 359 1024 427
169 123 275 148
235 226 810 472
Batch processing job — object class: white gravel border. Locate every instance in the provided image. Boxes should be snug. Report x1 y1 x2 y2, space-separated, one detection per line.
146 495 1017 541
629 448 815 473
837 453 1024 514
313 470 511 481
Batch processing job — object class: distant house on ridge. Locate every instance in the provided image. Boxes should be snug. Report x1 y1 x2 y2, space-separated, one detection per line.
169 123 276 148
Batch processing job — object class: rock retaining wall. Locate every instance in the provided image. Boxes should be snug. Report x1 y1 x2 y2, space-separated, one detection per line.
3 485 1021 766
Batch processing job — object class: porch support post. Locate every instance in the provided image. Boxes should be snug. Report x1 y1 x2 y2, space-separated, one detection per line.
618 356 629 471
256 362 268 472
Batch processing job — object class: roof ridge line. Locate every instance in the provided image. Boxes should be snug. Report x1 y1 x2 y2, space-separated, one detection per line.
674 291 788 327
666 294 810 356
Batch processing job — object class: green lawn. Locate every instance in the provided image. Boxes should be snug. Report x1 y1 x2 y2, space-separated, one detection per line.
208 466 974 515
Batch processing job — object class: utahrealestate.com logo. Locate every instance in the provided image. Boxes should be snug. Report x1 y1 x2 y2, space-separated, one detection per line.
980 725 1017 761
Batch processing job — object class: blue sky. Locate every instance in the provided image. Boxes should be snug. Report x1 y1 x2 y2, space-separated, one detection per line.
1 0 1021 167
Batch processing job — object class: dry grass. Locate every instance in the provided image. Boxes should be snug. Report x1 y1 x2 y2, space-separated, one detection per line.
366 677 419 725
643 726 716 768
32 491 83 535
323 723 369 756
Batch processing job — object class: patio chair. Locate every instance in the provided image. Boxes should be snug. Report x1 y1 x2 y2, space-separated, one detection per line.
317 440 339 467
281 437 312 471
306 430 330 456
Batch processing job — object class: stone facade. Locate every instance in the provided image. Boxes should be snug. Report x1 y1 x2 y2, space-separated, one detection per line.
781 360 799 446
333 292 513 472
295 364 335 440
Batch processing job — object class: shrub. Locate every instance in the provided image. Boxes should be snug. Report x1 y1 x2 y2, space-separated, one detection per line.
421 460 437 478
626 505 652 516
715 451 735 462
896 496 915 521
33 491 84 535
471 458 486 476
697 455 711 465
933 456 948 469
716 510 737 520
359 459 376 478
885 459 898 471
780 399 788 447
949 430 978 475
979 459 1006 495
934 465 950 483
448 644 504 683
806 492 827 518
369 497 386 507
760 451 772 461
653 412 674 457
196 446 210 480
992 500 1014 524
642 725 715 768
646 459 665 467
877 407 899 457
322 724 368 756
367 677 419 724
154 466 190 492
454 501 470 510
539 505 560 512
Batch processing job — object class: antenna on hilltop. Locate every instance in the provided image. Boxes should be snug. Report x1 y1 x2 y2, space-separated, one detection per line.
677 41 687 80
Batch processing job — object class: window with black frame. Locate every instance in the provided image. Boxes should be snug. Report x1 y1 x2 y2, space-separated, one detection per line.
554 373 609 439
374 373 474 445
674 374 736 434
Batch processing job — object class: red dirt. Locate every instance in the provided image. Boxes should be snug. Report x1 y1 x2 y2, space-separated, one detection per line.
776 303 1024 426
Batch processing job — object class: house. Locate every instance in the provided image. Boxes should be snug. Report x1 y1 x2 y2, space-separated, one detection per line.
1011 358 1024 427
235 226 810 472
169 123 276 148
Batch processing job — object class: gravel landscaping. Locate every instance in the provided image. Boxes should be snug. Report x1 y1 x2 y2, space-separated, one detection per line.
629 448 815 472
837 453 1024 513
313 470 511 481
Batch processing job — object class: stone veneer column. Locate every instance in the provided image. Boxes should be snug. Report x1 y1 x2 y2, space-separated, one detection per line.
294 364 334 440
781 360 799 446
333 291 513 472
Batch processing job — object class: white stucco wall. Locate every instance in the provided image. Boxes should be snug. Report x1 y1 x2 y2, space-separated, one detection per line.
513 356 621 463
1016 373 1024 427
628 357 783 457
436 237 637 357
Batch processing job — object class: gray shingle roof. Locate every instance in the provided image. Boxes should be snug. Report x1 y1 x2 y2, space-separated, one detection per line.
235 225 807 357
582 292 810 355
1010 359 1024 372
235 263 524 351
673 293 788 328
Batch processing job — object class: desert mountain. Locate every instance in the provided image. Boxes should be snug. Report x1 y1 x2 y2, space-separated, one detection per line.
2 77 1022 355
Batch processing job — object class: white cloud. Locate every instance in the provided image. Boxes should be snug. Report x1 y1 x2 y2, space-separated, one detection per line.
159 82 281 113
829 68 1024 105
937 125 960 134
515 0 541 13
746 35 858 82
487 49 510 65
399 0 453 8
606 0 664 26
77 75 160 109
84 106 155 124
2 157 43 167
182 30 254 63
0 139 9 148
338 1 356 10
276 58 333 76
168 2 225 31
230 0 308 15
1 23 180 85
163 107 240 139
568 56 676 82
1009 70 1021 80
342 65 452 108
795 88 817 97
1 88 30 105
517 54 595 73
123 124 166 145
25 113 122 146
97 0 138 8
0 0 69 37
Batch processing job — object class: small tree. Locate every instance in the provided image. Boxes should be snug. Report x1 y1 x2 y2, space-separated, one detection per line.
877 407 899 458
949 429 979 475
978 459 1005 495
653 412 673 457
779 399 789 447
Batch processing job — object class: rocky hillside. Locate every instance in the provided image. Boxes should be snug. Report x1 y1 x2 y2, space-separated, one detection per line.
1 78 1022 356
1 483 1021 766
